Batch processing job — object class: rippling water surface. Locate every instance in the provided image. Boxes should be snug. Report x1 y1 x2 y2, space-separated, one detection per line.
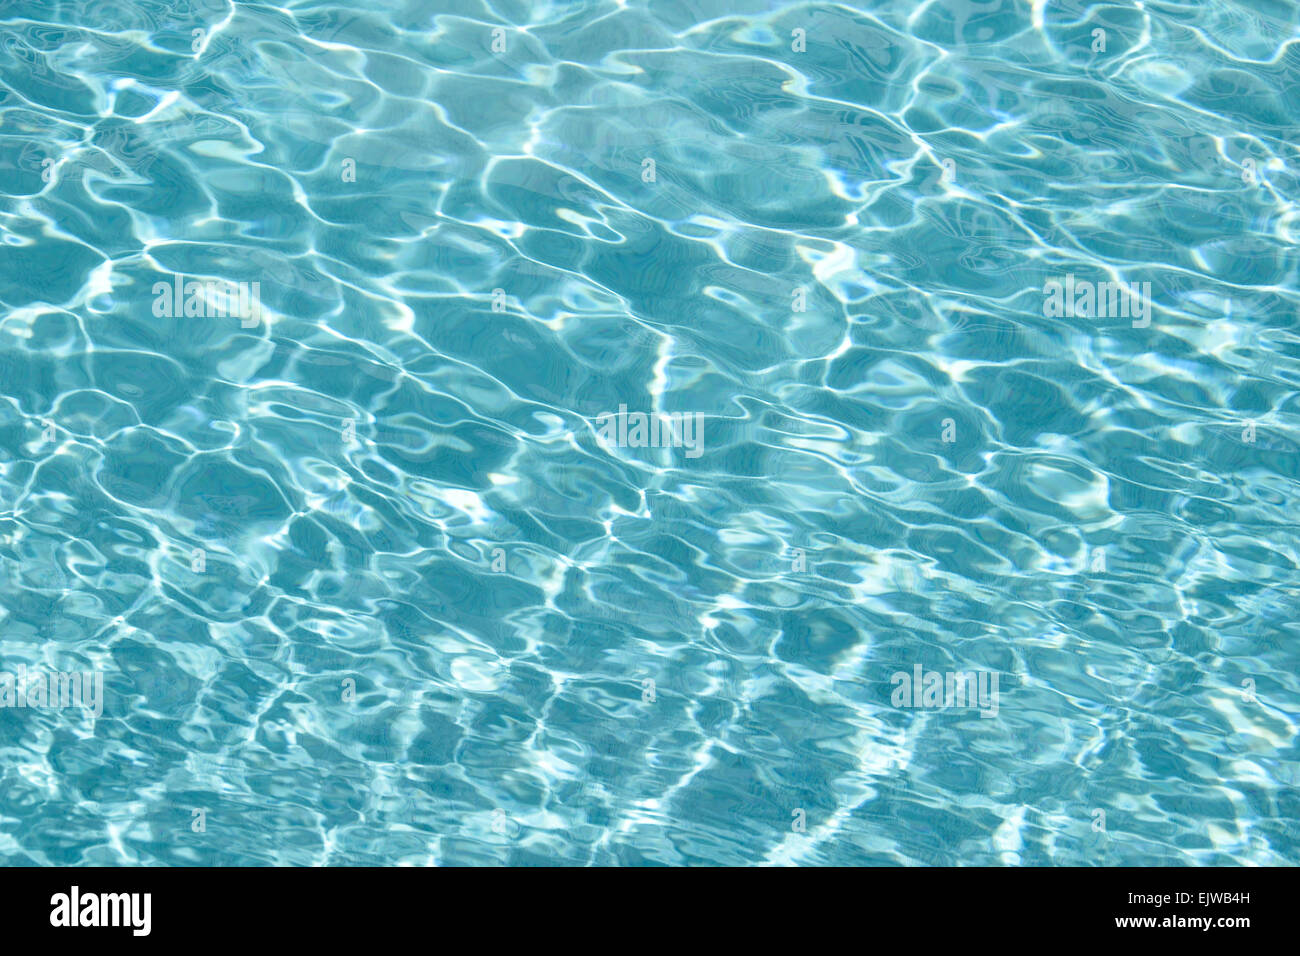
0 0 1297 866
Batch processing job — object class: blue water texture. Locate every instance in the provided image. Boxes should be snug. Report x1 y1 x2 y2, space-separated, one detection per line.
0 0 1297 866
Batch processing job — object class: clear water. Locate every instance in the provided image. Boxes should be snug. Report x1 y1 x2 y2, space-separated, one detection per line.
0 0 1297 866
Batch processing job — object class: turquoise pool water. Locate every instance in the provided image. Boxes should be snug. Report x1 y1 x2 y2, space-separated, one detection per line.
0 0 1297 866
